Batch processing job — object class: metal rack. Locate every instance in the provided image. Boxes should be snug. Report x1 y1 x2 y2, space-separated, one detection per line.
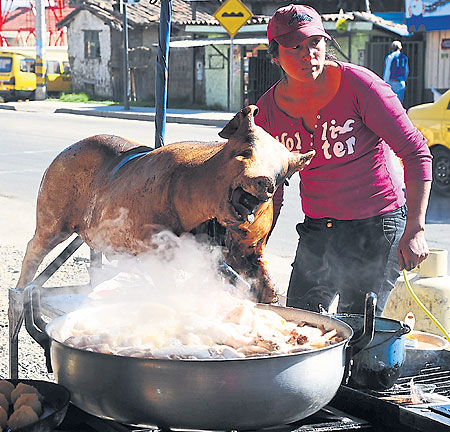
331 356 450 432
8 235 101 378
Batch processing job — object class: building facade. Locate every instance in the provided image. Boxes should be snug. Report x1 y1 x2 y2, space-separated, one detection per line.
59 0 449 111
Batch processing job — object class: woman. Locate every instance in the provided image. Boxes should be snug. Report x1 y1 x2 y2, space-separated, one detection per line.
255 4 432 314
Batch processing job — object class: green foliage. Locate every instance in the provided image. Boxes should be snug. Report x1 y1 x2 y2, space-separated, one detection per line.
130 99 154 107
57 92 118 105
51 93 223 111
59 92 90 102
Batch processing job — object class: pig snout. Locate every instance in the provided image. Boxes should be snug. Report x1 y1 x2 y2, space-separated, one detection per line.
254 175 275 197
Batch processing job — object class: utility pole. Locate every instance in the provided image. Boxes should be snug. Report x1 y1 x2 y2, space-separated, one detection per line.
35 0 47 100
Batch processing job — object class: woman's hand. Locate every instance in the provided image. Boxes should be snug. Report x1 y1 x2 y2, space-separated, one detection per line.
397 227 429 271
398 180 432 271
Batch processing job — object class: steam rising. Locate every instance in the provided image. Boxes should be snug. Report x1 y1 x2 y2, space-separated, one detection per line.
88 230 253 314
50 225 345 360
52 231 267 359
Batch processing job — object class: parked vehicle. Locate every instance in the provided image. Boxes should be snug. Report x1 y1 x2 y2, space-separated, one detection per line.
0 51 36 101
408 89 450 196
45 54 72 95
0 48 71 101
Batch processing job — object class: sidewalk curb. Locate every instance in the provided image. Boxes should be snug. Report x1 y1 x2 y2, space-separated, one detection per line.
55 107 154 121
54 108 229 127
1 102 231 127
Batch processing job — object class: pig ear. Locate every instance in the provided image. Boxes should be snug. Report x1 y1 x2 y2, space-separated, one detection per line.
218 105 259 139
287 150 316 177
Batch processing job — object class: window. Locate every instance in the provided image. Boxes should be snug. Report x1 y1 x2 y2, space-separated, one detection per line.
46 60 60 74
84 30 101 59
0 57 12 73
20 58 35 73
62 61 71 74
207 54 224 70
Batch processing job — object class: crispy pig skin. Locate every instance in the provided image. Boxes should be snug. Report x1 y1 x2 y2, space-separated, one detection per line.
15 106 314 303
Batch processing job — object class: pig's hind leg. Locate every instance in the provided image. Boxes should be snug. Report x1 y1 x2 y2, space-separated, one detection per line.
15 227 73 289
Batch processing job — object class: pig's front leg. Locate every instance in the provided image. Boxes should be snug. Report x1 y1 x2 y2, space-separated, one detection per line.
224 237 278 304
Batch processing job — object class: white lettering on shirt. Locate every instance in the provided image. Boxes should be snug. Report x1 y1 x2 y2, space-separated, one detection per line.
277 117 357 160
346 136 356 155
333 141 346 157
322 140 332 159
329 119 355 139
294 132 302 150
276 132 302 151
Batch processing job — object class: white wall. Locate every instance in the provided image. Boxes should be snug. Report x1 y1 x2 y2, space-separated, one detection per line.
67 10 112 98
205 43 242 112
425 30 450 90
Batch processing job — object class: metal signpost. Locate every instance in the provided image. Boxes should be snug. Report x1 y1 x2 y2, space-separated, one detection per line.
35 0 47 100
213 0 252 111
121 0 171 147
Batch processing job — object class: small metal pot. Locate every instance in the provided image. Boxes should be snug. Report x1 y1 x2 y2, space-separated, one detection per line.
401 331 450 376
336 314 410 390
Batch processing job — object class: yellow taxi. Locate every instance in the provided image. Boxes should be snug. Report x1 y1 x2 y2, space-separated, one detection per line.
408 89 450 196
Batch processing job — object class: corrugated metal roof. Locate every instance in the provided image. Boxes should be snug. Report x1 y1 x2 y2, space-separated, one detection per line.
353 11 409 36
167 37 268 48
182 11 356 27
177 10 408 36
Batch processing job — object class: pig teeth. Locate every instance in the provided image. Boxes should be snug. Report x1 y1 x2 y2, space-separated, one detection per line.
247 214 255 224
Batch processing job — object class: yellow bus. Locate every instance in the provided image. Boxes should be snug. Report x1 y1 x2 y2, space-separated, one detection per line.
0 47 71 101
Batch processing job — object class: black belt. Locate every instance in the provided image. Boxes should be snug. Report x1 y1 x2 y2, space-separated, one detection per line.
304 205 407 228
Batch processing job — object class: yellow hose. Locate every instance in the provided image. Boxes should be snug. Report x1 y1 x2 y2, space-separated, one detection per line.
402 269 450 343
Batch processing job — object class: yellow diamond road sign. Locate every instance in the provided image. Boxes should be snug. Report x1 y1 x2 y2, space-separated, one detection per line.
213 0 252 38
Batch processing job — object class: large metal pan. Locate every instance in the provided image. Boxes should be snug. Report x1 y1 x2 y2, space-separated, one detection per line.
23 286 375 430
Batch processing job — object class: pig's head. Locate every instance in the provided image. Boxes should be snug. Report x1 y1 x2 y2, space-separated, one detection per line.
215 105 315 227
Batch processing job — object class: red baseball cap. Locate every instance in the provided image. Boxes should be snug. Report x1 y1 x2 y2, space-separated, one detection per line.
267 4 332 48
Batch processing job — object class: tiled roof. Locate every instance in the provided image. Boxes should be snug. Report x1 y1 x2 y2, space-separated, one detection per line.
57 3 408 37
57 0 215 30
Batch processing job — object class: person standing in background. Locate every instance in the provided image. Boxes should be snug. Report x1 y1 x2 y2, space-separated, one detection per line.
384 41 409 104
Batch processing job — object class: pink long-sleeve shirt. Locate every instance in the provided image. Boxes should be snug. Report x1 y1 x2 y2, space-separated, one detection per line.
255 61 432 221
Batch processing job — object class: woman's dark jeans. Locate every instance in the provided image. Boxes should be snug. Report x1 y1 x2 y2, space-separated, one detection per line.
286 206 407 315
